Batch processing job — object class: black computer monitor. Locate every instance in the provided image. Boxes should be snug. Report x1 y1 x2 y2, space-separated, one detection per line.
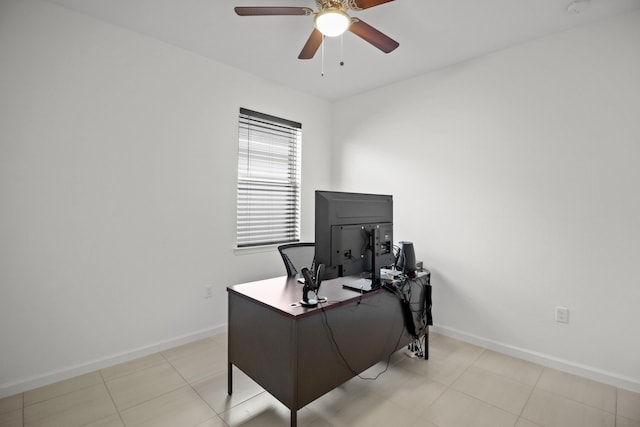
315 190 394 284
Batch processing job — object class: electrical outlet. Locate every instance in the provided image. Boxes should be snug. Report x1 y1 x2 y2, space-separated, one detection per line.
555 306 569 323
204 285 213 299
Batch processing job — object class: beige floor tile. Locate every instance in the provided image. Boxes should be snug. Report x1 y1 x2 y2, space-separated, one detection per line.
84 414 125 427
192 366 263 414
24 382 117 427
618 388 640 421
344 395 421 427
536 368 616 413
617 416 640 427
119 386 215 427
329 395 419 427
170 345 227 384
0 394 22 415
408 417 439 427
342 372 389 394
423 388 518 427
303 416 342 427
357 346 423 377
101 352 166 381
394 352 469 385
358 358 401 381
358 358 415 389
451 365 533 415
307 386 418 427
194 416 228 427
515 418 544 427
370 366 447 413
105 362 187 411
220 391 317 427
162 338 220 361
13 332 635 427
472 350 543 386
210 332 228 349
306 369 418 422
521 388 615 427
390 346 418 365
24 371 104 405
345 357 413 399
305 378 368 416
0 408 22 427
429 333 485 364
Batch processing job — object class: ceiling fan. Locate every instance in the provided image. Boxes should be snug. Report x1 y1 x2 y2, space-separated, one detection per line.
234 0 399 60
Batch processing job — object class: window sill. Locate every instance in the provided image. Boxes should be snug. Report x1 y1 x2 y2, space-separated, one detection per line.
233 244 280 256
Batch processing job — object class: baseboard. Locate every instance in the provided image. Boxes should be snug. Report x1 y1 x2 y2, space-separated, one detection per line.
431 325 640 393
0 324 227 399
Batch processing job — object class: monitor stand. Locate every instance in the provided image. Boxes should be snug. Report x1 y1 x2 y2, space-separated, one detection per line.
370 227 381 287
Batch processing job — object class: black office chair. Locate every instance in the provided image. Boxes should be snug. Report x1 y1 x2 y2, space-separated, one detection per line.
277 243 315 278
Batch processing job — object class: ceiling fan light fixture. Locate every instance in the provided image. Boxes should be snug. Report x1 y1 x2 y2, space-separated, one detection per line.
315 8 350 37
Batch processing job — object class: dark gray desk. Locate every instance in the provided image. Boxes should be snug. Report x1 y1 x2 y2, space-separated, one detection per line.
227 276 417 427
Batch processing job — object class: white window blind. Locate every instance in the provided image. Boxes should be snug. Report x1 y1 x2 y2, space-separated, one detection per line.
237 108 302 248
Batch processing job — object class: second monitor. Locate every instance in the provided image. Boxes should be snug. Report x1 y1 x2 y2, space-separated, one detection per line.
315 190 394 285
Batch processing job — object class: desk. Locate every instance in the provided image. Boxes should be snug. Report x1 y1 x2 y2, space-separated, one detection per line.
227 275 428 427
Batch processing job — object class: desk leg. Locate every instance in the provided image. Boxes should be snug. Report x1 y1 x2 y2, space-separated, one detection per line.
424 337 429 360
290 409 296 427
228 362 233 395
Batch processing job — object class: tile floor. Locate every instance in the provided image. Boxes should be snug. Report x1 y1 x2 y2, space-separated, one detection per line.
1 332 639 427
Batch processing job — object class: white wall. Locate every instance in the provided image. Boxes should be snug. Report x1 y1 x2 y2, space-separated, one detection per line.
332 11 640 391
0 0 332 397
2 0 639 399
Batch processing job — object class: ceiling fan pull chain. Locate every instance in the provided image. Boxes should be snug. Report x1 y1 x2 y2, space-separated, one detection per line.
340 33 345 67
321 35 325 76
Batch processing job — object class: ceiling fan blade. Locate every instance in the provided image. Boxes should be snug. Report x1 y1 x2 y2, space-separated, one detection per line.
349 19 399 53
234 6 312 16
298 29 323 59
348 0 394 10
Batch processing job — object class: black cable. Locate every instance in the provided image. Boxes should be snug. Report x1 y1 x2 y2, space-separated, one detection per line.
318 296 406 381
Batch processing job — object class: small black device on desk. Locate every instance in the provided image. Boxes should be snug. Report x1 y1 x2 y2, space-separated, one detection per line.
342 278 379 293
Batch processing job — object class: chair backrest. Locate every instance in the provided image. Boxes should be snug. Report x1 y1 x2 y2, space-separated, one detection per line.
277 243 315 277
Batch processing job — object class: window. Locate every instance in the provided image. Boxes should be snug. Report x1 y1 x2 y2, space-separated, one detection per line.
236 108 302 248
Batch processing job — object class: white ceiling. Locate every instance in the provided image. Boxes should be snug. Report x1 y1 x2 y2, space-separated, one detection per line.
44 0 640 101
